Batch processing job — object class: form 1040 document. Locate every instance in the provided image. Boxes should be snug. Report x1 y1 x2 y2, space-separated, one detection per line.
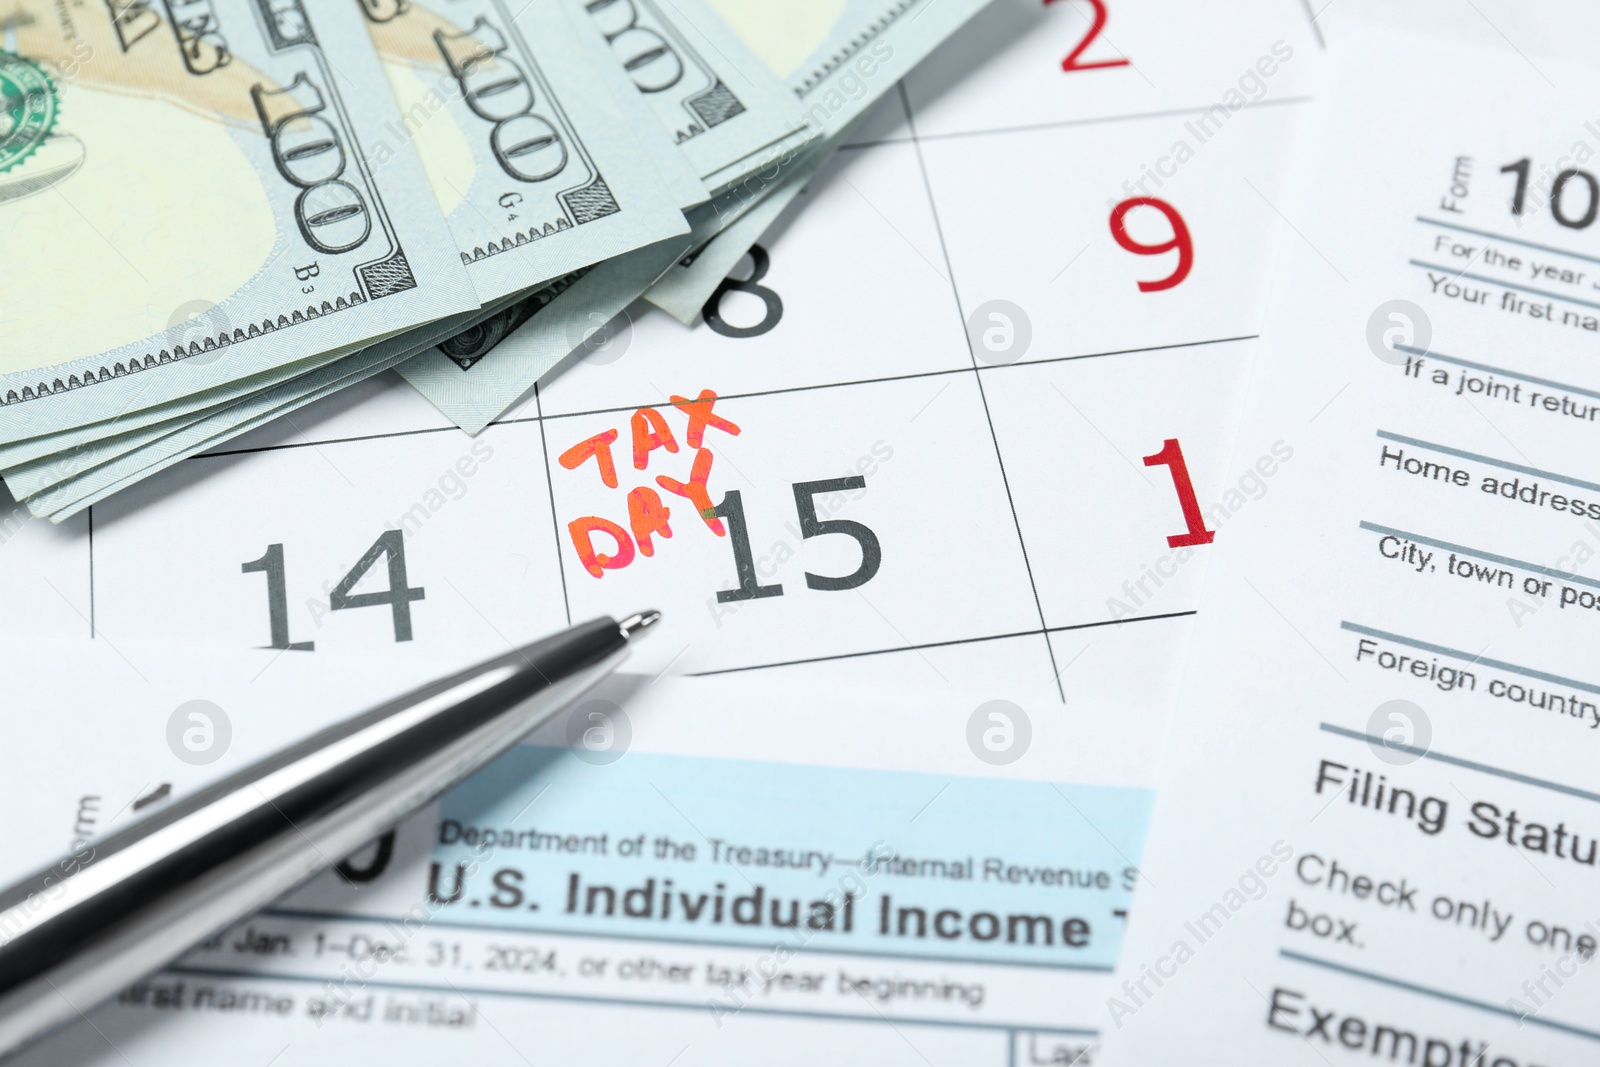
1100 24 1600 1067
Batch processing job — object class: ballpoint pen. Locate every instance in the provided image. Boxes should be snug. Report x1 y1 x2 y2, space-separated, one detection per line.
0 610 660 1060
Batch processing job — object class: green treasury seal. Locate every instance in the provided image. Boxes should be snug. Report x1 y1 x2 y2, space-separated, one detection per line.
0 51 58 175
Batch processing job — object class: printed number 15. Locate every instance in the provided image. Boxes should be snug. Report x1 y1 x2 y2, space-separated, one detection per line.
714 478 883 602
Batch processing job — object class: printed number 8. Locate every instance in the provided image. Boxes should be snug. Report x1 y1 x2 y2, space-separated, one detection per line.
703 244 783 338
1109 197 1193 292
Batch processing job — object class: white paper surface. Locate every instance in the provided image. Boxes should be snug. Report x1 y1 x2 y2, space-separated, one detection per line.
1100 24 1600 1067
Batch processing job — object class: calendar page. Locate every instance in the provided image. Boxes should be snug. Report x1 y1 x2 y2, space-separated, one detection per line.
0 0 1321 1063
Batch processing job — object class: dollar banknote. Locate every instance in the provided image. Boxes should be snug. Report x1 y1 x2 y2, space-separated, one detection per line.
397 0 995 430
7 0 712 482
641 0 996 320
708 0 994 138
571 0 816 194
0 337 379 471
17 349 404 520
356 0 692 304
397 236 688 434
0 0 478 444
645 130 838 323
0 0 1001 513
9 299 508 520
564 4 711 216
394 0 709 432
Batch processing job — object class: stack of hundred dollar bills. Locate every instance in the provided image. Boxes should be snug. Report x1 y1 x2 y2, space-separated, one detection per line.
0 0 991 521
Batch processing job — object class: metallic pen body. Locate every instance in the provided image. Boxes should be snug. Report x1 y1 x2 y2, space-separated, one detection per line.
0 612 657 1059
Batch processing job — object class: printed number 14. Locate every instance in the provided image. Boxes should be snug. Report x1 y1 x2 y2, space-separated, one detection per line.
241 531 425 650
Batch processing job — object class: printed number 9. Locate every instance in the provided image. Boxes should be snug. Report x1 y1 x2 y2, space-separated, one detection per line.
1109 197 1192 292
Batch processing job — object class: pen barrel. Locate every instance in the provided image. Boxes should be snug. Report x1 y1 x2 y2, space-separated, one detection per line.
0 616 630 1060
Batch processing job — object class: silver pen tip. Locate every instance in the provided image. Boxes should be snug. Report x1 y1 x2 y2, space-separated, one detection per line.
618 610 662 639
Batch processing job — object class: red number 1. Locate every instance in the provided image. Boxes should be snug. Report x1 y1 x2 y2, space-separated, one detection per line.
1048 0 1131 73
1144 438 1215 548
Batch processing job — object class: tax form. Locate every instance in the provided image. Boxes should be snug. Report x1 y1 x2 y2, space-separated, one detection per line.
0 0 1317 1062
0 634 1145 1066
1098 25 1600 1067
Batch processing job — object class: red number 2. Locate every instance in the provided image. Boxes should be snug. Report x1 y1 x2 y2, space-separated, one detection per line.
1109 197 1193 292
1144 439 1215 548
1048 0 1131 73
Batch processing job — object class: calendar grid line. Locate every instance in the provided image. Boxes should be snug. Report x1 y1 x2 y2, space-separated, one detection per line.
898 81 1066 703
686 609 1198 678
837 136 913 152
532 381 573 628
198 423 458 459
186 335 1258 464
890 94 1313 147
508 334 1256 426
